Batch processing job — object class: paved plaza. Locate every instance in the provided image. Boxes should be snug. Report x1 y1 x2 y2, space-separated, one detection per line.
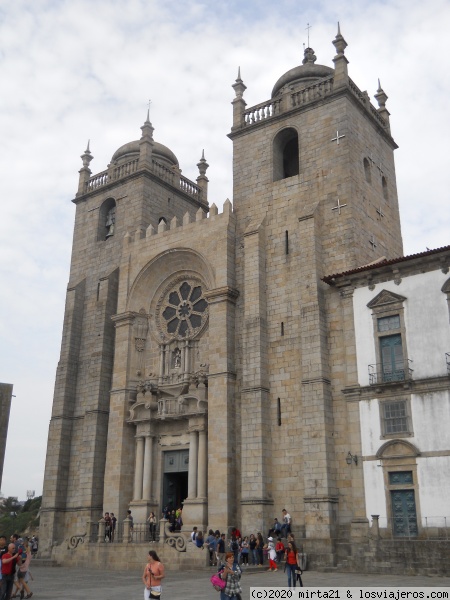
28 565 450 599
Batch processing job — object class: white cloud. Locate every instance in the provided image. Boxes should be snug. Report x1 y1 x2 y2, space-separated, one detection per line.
0 0 449 499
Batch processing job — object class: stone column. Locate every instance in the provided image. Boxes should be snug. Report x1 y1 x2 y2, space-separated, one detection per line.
133 436 145 500
188 429 198 499
183 340 190 381
97 518 106 544
159 345 165 383
197 428 207 499
142 435 153 500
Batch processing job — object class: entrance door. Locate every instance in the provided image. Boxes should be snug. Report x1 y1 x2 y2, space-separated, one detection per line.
162 450 189 511
390 489 418 537
163 472 188 510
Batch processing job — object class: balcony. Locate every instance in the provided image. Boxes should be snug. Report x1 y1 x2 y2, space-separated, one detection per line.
368 360 413 385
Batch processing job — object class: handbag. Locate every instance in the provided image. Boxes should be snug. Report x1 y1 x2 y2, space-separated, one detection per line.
210 572 226 590
150 590 161 599
295 569 303 587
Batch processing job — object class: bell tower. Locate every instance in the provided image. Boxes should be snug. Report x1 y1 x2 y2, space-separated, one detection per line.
229 25 403 562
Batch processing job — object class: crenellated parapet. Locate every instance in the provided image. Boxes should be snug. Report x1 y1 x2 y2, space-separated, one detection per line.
124 199 233 245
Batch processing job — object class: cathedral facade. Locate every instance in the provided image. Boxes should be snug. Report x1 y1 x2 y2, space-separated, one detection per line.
40 27 449 570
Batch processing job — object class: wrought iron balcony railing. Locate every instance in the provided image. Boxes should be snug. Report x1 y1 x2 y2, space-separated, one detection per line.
368 359 413 385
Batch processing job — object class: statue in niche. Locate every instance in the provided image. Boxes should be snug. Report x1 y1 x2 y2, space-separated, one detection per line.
172 348 181 369
105 206 116 238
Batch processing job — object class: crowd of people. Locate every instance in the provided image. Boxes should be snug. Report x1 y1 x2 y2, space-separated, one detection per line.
0 534 37 600
137 505 300 599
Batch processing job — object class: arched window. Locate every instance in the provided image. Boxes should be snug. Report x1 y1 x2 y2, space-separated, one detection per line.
273 128 299 182
382 176 389 201
97 198 116 241
363 158 372 183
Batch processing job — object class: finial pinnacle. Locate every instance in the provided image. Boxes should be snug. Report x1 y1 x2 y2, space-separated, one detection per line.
86 139 91 153
232 67 246 98
197 150 209 179
332 22 348 56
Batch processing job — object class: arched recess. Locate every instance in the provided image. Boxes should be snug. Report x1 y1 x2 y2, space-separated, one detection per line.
376 439 420 460
127 248 215 316
97 197 116 241
123 249 214 518
273 127 299 181
382 176 389 201
363 157 372 183
376 439 421 537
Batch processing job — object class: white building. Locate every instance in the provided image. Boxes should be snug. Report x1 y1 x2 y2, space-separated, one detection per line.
324 246 450 540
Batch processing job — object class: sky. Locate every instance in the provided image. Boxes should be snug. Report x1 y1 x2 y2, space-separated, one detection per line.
0 0 449 501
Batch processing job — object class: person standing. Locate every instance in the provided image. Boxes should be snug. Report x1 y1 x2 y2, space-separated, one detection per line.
240 536 249 566
229 535 239 566
0 536 7 597
284 540 300 588
127 510 134 541
216 533 226 565
13 540 33 599
266 537 277 571
147 512 157 543
218 552 242 600
205 530 217 566
0 543 20 600
110 513 117 542
104 512 112 542
256 532 264 566
142 550 165 600
249 533 257 565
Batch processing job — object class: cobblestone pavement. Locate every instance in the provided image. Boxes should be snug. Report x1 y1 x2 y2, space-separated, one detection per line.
27 565 450 599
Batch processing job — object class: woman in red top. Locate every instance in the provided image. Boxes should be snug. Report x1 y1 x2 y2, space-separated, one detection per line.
284 540 300 588
142 550 165 600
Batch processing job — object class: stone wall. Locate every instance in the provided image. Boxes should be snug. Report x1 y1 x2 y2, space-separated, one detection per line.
53 538 209 571
334 539 450 576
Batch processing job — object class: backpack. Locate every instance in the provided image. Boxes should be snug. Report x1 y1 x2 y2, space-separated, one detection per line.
231 540 239 552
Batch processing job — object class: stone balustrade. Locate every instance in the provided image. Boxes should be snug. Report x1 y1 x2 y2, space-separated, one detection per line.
112 158 139 180
83 157 201 200
244 98 282 125
291 75 334 107
180 174 200 198
241 74 387 131
85 169 109 192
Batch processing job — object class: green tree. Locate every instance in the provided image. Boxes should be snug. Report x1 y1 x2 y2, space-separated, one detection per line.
0 496 41 536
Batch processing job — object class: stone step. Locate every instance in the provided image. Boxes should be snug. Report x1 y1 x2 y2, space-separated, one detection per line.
29 558 61 567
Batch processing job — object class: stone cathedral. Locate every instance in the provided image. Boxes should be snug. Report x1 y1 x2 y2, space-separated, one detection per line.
40 26 409 567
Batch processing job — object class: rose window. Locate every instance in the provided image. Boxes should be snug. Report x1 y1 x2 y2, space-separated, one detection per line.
160 281 208 339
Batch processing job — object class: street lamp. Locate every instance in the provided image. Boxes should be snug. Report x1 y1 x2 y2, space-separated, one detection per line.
346 451 358 466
